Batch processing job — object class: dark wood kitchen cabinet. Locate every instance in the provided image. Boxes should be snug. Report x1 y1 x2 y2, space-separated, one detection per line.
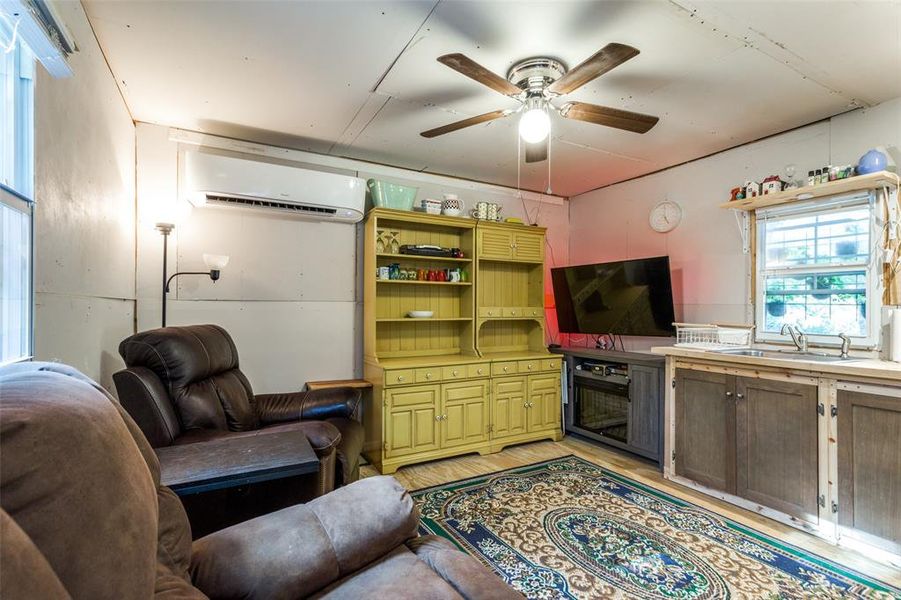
628 365 662 458
837 389 901 547
675 368 819 523
674 369 735 493
735 377 818 522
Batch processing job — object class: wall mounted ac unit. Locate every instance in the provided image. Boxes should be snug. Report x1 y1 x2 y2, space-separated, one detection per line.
183 151 365 223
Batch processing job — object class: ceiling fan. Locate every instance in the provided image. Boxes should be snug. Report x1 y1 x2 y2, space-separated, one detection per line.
420 43 659 163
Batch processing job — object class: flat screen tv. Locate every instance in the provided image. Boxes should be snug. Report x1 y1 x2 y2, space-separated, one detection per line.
551 256 676 337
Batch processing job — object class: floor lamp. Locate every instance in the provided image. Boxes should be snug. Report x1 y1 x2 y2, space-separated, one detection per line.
155 222 229 327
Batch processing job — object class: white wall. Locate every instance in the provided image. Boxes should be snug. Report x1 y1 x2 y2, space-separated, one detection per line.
567 97 901 352
33 2 136 391
136 124 569 393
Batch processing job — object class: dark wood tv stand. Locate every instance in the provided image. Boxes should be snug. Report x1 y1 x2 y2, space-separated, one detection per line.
551 347 665 466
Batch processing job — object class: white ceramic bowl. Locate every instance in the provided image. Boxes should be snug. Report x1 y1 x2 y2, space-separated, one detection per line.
407 310 434 318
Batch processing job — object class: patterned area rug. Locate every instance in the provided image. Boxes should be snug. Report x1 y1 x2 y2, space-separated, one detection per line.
412 455 901 599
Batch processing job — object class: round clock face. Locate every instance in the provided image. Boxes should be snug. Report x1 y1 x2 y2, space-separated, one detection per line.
649 201 682 233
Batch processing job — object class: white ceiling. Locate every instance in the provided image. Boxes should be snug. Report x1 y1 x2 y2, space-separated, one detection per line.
83 0 901 197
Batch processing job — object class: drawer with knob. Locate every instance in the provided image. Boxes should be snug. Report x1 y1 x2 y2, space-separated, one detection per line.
467 364 488 379
384 369 415 386
519 360 539 373
441 365 466 381
492 361 519 377
414 368 441 384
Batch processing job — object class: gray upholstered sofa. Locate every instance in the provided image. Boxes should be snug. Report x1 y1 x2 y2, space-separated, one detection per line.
0 362 521 599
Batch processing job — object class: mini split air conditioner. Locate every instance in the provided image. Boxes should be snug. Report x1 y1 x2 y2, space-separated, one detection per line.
183 151 365 223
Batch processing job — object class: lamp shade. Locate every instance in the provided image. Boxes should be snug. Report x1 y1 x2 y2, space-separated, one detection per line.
203 254 230 270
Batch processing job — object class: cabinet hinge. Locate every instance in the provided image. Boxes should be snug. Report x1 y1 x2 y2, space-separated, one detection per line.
817 403 825 416
671 450 676 463
818 494 826 508
671 378 676 389
383 442 388 451
831 501 839 514
383 398 388 407
831 405 838 417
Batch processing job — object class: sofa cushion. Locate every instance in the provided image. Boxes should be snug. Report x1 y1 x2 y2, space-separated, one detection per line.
312 544 463 600
0 510 70 600
0 367 159 599
119 324 260 432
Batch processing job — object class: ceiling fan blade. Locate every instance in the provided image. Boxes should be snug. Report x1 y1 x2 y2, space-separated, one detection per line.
420 109 510 138
437 53 522 96
561 102 659 134
525 139 548 163
548 43 640 95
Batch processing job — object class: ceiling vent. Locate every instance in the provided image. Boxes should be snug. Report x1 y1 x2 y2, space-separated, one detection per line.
184 151 365 223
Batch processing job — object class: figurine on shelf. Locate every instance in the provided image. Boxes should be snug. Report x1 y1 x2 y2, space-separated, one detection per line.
761 175 785 195
730 187 743 202
743 180 760 199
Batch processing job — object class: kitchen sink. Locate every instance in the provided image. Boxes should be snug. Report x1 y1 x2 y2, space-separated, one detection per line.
713 348 851 362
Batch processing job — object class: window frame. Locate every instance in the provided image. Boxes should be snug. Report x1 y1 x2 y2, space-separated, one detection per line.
1 184 34 365
754 191 883 349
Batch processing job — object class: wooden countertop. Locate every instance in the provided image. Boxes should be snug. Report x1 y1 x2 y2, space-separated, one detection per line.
551 346 665 367
652 346 901 383
368 351 557 369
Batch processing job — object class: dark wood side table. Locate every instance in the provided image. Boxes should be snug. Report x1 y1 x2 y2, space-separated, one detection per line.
157 431 319 496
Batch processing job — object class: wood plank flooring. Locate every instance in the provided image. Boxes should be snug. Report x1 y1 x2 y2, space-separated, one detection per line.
361 435 901 587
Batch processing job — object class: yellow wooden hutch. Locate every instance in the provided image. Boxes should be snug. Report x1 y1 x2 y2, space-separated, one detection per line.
362 208 562 474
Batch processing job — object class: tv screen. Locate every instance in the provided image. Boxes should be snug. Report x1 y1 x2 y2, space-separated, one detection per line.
551 256 676 337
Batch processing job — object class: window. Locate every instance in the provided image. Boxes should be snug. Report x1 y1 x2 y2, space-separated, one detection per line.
755 193 882 348
1 19 35 364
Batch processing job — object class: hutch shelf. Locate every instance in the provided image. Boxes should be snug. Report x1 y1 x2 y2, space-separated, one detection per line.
363 209 562 474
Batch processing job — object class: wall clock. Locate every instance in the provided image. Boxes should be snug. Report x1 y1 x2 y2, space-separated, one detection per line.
649 200 682 233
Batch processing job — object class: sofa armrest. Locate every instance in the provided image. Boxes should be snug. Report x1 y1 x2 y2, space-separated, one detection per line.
113 367 181 447
189 476 418 599
255 387 361 425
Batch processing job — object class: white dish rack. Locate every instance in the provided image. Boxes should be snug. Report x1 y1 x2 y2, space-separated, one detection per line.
674 322 755 351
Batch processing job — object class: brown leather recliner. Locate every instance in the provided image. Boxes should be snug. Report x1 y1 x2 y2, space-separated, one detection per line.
113 324 364 496
0 362 523 599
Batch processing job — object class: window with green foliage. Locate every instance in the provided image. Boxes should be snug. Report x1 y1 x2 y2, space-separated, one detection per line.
756 194 880 347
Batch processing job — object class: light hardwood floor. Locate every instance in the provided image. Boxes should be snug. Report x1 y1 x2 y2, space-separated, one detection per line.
361 436 901 587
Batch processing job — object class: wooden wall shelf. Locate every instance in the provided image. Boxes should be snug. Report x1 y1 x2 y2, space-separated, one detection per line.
377 280 472 286
377 253 472 263
720 170 899 211
376 318 471 323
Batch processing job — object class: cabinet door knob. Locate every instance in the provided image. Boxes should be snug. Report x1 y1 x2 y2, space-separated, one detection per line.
736 393 744 400
397 375 405 382
435 415 441 421
503 366 509 372
478 368 483 374
452 370 459 376
527 364 533 370
725 391 732 398
425 373 432 379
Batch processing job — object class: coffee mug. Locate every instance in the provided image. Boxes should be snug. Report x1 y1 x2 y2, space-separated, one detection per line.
442 194 465 217
471 202 489 219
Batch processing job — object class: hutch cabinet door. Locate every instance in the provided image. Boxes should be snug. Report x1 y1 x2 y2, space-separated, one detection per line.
674 369 736 494
628 365 661 458
527 373 561 432
479 228 514 260
441 380 490 449
384 385 441 458
512 231 544 262
491 377 528 438
837 389 901 547
735 376 819 523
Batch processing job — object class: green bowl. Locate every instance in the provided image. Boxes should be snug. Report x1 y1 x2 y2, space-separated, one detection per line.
368 179 418 211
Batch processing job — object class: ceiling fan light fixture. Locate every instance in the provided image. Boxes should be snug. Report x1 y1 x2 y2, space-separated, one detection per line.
519 100 550 144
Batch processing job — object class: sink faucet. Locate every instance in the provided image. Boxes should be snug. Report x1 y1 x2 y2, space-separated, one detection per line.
780 324 808 352
837 333 851 359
